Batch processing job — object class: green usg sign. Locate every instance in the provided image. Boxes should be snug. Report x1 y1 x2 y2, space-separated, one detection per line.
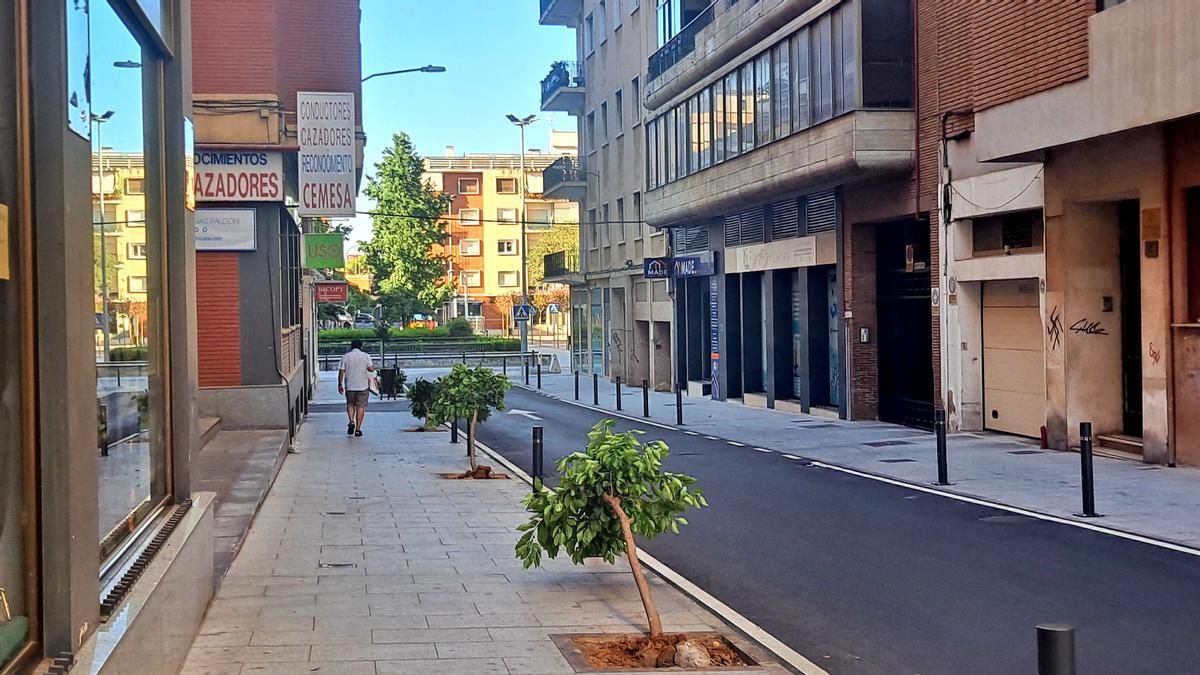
303 233 344 269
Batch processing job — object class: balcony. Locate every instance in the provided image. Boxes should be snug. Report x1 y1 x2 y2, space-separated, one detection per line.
539 0 581 26
647 2 716 83
541 61 585 115
543 250 583 285
542 156 587 202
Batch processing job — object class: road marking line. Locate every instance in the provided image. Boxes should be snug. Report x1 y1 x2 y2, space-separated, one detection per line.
754 447 772 453
470 433 829 675
727 441 746 447
507 384 1200 558
781 454 802 460
704 435 720 441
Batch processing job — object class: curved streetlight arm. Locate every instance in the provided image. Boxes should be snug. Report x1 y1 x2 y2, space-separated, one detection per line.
362 65 446 82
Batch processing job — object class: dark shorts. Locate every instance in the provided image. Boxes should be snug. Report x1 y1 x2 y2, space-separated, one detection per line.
345 389 369 407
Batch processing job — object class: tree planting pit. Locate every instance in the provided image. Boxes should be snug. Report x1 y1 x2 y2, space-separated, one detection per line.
439 465 509 480
551 632 758 671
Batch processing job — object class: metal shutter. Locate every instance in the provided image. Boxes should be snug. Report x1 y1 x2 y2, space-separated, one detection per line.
805 189 838 234
739 207 765 245
724 214 741 248
770 199 801 240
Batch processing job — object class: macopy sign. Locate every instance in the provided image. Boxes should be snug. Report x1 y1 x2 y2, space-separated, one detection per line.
298 92 356 217
303 233 345 269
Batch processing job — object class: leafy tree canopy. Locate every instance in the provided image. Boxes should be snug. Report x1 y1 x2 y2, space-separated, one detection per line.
527 222 578 288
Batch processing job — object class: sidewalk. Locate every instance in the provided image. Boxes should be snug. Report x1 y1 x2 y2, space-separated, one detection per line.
520 370 1200 550
180 408 789 674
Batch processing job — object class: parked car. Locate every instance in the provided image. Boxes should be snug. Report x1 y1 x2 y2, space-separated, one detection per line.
353 313 375 329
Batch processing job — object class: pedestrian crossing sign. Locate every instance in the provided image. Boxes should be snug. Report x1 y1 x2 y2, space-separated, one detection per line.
512 304 535 321
547 303 561 313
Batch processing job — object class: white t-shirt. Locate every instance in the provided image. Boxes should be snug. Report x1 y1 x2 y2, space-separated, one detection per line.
338 349 374 391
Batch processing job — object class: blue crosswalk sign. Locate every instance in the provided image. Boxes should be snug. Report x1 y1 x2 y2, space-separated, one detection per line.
512 304 535 321
547 303 561 314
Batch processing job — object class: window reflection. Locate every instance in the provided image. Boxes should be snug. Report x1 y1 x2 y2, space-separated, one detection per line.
92 0 166 558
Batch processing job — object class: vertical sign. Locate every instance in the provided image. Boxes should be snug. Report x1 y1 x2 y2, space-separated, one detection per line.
297 92 356 217
709 276 720 400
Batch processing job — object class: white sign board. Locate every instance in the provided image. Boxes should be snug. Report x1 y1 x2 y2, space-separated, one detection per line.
297 92 357 217
194 151 284 202
195 208 257 251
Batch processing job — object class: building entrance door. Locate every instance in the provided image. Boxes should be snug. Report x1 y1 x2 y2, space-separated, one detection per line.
876 220 934 428
1118 200 1143 437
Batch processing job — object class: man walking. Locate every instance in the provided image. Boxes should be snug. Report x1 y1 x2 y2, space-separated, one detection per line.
338 339 375 437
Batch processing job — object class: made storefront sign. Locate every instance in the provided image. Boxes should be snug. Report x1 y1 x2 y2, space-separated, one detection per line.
643 251 714 278
195 208 256 251
298 92 357 217
314 281 349 303
643 257 671 279
194 151 284 202
303 233 345 269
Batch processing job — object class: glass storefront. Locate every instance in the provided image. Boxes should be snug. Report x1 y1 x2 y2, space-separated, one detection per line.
92 0 169 560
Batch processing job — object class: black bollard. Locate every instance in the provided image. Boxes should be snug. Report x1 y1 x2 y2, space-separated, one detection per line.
642 379 650 418
574 370 580 400
451 418 459 444
1036 623 1076 675
503 356 509 378
532 426 544 493
536 359 542 389
524 355 530 385
593 372 599 406
1078 422 1099 517
675 385 684 426
935 408 950 485
615 376 622 411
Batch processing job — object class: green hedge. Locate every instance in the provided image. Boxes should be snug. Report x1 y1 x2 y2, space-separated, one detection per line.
319 326 452 341
109 346 149 361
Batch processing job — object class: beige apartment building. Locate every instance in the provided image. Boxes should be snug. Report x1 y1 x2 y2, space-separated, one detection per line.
540 0 673 390
92 153 151 353
423 137 579 334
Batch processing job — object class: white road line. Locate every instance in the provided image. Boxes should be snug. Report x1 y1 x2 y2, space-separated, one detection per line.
754 447 773 453
471 434 829 675
781 454 803 460
684 431 700 436
727 441 746 447
704 435 720 441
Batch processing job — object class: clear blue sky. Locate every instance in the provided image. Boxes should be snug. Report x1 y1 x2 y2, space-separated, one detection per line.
350 0 576 245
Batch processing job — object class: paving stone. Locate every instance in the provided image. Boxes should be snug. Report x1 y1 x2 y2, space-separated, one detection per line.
375 657 508 674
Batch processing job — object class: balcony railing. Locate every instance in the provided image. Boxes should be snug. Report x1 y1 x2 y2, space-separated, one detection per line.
541 61 585 107
648 2 716 83
543 155 583 189
544 250 580 279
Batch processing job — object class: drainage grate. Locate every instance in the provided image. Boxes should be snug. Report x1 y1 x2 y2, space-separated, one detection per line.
878 458 917 463
865 440 915 448
1008 450 1044 455
324 510 348 515
318 562 358 569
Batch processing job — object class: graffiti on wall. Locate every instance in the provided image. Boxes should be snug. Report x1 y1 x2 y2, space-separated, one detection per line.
1047 306 1064 350
1070 318 1108 336
1149 342 1162 366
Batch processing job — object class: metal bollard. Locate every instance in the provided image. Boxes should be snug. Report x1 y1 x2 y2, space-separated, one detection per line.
1078 422 1100 517
593 372 599 406
503 356 509 378
524 355 530 385
935 408 950 485
451 418 459 444
615 376 623 411
642 379 650 417
675 385 684 426
1036 623 1076 675
574 370 580 400
537 359 542 389
461 351 466 364
532 426 544 493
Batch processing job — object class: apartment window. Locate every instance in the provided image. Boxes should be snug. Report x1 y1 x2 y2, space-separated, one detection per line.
1098 0 1127 9
126 208 145 227
584 13 595 53
631 76 641 126
740 62 755 153
712 81 725 165
128 242 147 259
460 270 481 287
598 0 608 43
457 177 479 194
774 41 792 138
812 13 834 122
698 87 712 170
128 275 148 293
601 203 611 246
601 102 610 143
633 191 643 238
631 0 640 9
755 52 772 145
498 270 519 287
616 197 626 241
832 5 857 114
646 120 658 189
496 177 517 193
528 204 554 224
588 209 599 249
612 0 622 30
586 111 597 153
497 239 518 255
496 208 518 223
458 208 480 225
689 96 701 173
459 239 481 256
124 177 145 194
665 109 677 182
793 29 811 129
615 90 625 134
676 104 688 178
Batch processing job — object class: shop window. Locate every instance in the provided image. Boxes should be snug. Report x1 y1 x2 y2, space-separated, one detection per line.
972 211 1044 256
92 0 168 562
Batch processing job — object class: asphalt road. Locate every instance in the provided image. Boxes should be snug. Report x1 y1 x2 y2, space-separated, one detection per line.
474 386 1200 675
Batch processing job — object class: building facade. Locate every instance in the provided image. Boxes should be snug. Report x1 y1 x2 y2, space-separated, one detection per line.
1 1 209 672
539 0 674 390
423 144 579 334
190 0 364 431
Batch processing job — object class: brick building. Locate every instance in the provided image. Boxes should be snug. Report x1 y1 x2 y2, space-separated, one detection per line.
191 0 363 431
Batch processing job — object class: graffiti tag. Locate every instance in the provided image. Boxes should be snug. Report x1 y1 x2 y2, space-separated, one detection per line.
1070 318 1108 336
1149 342 1162 365
1047 306 1064 350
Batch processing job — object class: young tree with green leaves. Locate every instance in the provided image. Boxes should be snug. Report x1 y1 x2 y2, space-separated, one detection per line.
431 365 511 475
527 222 578 288
515 421 706 637
361 133 456 312
406 378 439 430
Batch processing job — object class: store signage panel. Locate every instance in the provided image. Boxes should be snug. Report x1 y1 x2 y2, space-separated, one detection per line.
672 251 715 277
195 208 257 251
195 151 284 202
314 281 349 303
643 257 671 279
303 233 345 269
298 92 357 217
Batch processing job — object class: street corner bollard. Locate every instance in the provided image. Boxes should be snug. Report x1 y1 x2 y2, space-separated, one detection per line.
675 384 684 426
574 369 580 400
536 359 543 389
532 426 544 493
503 355 509 378
524 356 531 385
642 379 650 418
1036 623 1076 675
935 408 950 486
1078 421 1100 517
615 376 623 411
451 418 459 444
593 372 599 406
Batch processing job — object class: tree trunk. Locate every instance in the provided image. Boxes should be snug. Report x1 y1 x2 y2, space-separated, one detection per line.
601 494 663 638
467 410 478 473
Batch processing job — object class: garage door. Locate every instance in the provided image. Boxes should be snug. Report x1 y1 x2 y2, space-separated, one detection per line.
982 279 1045 438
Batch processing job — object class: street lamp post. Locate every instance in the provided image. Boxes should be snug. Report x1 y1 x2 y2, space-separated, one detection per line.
361 64 446 83
506 114 537 354
92 109 115 360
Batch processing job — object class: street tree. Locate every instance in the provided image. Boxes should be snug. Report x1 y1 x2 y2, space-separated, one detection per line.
526 222 578 287
515 421 706 638
361 133 455 312
431 365 511 477
406 378 439 430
